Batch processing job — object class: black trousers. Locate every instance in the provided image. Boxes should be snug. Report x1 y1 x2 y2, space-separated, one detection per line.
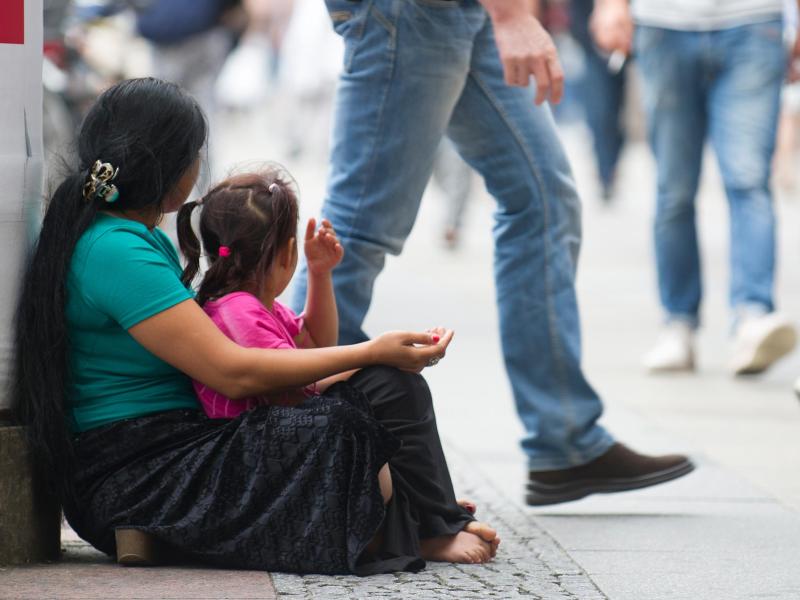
66 366 471 575
347 367 473 573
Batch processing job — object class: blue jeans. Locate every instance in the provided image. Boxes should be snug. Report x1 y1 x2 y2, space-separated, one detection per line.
570 0 627 189
635 21 786 327
293 0 614 469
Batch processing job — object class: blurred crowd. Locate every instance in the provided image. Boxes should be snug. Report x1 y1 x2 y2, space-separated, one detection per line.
41 0 800 390
42 0 800 227
43 0 340 183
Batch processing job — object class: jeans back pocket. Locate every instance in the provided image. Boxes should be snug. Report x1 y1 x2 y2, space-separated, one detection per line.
325 0 370 72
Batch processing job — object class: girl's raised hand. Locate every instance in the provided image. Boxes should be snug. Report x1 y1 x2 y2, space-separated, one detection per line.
369 329 454 373
305 218 344 275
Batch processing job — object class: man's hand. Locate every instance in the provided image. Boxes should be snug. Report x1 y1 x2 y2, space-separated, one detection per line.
590 0 634 55
482 0 564 105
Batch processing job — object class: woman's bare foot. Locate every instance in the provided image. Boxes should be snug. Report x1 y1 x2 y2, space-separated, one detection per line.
457 499 477 514
464 521 494 540
420 530 494 564
464 521 501 557
458 501 501 555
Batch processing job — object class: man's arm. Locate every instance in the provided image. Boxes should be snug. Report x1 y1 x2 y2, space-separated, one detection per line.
593 0 800 81
478 0 564 105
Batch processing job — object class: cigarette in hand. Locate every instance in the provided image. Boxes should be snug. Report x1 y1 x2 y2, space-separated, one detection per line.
607 50 627 74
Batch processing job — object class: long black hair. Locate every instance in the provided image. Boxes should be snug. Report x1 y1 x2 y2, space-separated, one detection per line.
12 78 207 506
177 169 299 306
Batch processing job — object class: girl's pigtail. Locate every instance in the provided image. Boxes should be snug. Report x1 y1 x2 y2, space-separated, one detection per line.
177 200 203 286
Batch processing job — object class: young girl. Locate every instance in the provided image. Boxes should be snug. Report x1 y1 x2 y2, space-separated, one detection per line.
179 171 350 415
177 168 499 572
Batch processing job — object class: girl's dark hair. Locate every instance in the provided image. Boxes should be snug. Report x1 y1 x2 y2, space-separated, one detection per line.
12 78 207 506
177 168 299 306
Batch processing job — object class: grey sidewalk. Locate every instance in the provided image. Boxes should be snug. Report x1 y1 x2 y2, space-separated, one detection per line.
3 111 800 599
2 443 606 600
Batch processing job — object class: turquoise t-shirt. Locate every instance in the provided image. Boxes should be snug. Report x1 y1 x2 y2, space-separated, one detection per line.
66 213 200 432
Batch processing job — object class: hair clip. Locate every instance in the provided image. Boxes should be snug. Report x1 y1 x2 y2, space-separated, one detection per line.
83 160 120 203
268 183 279 194
218 246 231 258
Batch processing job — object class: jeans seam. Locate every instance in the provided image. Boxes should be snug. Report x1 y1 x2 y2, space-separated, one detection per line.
468 71 579 463
370 3 397 47
411 0 461 8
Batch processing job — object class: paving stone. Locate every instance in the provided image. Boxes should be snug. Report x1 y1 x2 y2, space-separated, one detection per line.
270 447 606 599
0 530 277 600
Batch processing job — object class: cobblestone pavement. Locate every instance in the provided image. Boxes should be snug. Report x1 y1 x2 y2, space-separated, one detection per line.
272 446 607 600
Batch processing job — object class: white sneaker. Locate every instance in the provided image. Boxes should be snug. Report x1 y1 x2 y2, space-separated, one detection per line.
643 322 695 373
730 312 797 376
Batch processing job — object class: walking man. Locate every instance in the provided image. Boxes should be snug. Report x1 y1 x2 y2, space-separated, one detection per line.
593 0 799 375
294 0 694 504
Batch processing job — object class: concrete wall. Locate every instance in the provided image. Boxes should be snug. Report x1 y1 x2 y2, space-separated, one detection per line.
0 0 60 567
0 0 43 412
0 426 61 564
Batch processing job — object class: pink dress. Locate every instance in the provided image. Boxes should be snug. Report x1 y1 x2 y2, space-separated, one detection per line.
194 291 313 418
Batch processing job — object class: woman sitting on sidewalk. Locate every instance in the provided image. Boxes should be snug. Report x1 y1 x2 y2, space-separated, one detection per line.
13 78 498 574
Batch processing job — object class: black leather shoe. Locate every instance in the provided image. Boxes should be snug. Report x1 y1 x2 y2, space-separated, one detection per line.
526 443 695 506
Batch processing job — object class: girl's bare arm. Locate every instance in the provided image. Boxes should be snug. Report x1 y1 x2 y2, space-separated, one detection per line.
298 218 342 348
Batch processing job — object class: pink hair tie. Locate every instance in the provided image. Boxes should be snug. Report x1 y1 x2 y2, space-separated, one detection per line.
218 246 231 258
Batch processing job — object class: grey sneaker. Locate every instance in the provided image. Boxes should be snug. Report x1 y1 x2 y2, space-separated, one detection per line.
643 321 695 373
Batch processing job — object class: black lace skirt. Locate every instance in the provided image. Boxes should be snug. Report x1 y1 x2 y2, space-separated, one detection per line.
65 366 472 575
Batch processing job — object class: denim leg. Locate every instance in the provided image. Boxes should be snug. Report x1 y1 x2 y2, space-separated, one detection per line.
582 51 626 188
570 0 626 188
635 26 707 327
291 0 474 340
446 12 614 469
707 20 785 316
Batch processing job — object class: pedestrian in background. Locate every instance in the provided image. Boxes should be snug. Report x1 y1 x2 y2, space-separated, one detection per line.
432 138 474 250
775 0 800 195
593 0 800 375
137 0 241 191
570 0 629 201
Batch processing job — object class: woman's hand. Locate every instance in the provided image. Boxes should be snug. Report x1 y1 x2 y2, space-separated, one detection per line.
425 326 449 341
305 218 344 276
369 329 455 372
